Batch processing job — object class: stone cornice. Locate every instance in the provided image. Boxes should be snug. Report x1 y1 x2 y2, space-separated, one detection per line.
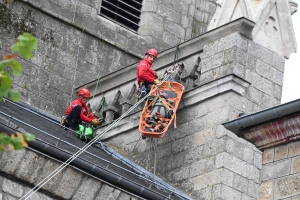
81 18 255 112
100 74 250 140
241 112 300 150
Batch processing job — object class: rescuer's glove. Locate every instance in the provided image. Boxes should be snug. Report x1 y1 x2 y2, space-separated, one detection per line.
91 119 102 126
153 79 160 84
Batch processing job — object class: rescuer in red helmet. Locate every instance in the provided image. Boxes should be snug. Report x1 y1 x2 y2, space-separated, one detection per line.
61 88 102 132
136 48 160 100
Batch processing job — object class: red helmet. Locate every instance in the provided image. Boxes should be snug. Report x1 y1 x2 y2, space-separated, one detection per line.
78 88 91 98
145 48 158 58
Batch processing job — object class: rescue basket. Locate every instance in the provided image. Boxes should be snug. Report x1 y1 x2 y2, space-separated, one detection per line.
139 81 184 138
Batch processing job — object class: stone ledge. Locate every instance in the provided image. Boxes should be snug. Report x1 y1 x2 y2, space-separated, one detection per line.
100 74 250 140
81 18 255 110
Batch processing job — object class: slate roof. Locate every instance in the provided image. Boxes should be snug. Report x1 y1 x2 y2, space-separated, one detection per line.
0 99 191 200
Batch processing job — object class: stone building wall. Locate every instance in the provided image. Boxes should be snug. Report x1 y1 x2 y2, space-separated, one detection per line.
260 140 300 199
95 27 286 199
0 148 139 200
0 0 217 117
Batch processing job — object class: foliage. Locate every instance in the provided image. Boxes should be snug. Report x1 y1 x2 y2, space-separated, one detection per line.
0 33 37 101
0 132 35 151
0 33 37 151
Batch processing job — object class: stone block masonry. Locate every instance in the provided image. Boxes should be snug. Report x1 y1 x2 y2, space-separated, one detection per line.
0 0 218 117
259 140 300 200
0 149 138 200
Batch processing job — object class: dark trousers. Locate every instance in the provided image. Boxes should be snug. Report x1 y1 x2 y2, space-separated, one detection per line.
139 82 152 100
66 105 82 130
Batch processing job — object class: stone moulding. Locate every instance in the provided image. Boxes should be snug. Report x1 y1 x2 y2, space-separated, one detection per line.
80 18 255 115
223 98 300 150
242 112 300 150
100 74 250 140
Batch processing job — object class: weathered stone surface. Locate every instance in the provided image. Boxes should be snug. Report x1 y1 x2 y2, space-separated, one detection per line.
2 178 24 198
272 52 285 72
54 167 83 199
157 4 181 24
72 176 102 200
212 184 242 200
289 141 300 157
35 159 62 192
233 173 249 193
23 187 54 200
189 157 213 178
160 0 190 15
223 46 248 66
275 145 288 161
259 181 273 200
292 156 300 174
0 149 25 175
243 147 254 165
245 69 273 96
15 150 46 183
95 184 121 200
192 127 216 148
164 20 185 39
216 152 258 181
275 174 300 199
218 33 248 52
116 192 139 200
261 159 291 181
200 51 224 73
171 166 190 182
254 151 263 170
162 31 181 46
202 40 219 59
185 145 204 164
248 180 260 199
193 169 233 190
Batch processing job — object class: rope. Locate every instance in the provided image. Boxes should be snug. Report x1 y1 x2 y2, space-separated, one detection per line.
69 27 85 104
72 0 79 22
146 138 157 174
91 77 101 105
173 44 179 66
20 63 180 200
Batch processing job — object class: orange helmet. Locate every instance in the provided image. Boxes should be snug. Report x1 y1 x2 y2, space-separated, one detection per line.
145 48 158 58
78 88 91 98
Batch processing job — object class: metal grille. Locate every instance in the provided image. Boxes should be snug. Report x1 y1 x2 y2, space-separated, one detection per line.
99 0 143 32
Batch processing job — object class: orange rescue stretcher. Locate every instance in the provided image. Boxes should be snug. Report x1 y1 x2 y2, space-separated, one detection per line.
139 81 184 138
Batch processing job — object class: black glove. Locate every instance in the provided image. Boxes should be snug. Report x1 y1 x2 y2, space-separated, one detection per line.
98 118 105 123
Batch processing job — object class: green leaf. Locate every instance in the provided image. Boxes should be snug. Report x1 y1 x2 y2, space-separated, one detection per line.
0 88 8 97
18 33 37 50
23 133 35 141
11 137 23 150
18 47 32 59
10 60 22 76
11 33 38 59
0 72 12 88
0 134 11 146
0 60 10 71
8 89 21 102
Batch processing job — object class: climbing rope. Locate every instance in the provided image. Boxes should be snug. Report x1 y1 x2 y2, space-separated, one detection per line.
69 27 85 104
20 62 181 200
146 137 158 176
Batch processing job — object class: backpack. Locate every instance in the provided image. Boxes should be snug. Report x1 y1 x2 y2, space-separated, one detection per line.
76 124 96 142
